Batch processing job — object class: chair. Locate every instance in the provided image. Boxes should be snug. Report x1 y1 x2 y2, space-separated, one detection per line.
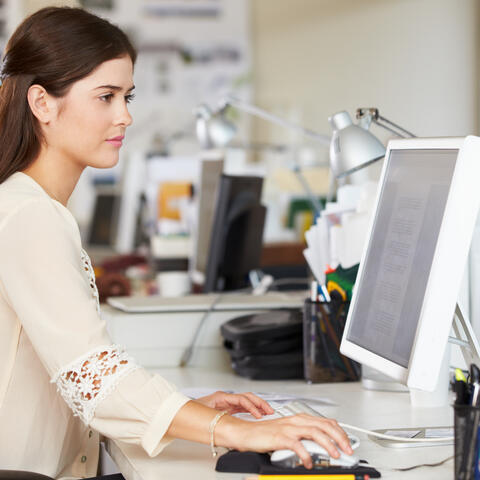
0 471 54 480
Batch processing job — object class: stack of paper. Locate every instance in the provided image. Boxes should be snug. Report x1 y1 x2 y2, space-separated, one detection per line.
303 182 378 284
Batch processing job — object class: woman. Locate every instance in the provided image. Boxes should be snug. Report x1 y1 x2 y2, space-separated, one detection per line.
0 7 352 480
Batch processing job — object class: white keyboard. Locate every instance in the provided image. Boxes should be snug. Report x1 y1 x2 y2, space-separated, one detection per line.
275 400 360 449
275 400 327 418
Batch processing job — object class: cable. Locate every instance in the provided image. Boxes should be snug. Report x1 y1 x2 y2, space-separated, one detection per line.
179 293 223 367
357 455 453 472
283 401 454 443
339 422 453 443
392 455 454 471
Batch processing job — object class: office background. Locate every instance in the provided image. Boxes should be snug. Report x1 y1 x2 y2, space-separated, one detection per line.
8 0 477 150
2 0 480 331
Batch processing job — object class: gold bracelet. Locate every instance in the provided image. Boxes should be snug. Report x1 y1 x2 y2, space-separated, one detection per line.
209 410 228 457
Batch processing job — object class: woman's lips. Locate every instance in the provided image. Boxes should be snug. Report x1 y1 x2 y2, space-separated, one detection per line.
106 135 124 147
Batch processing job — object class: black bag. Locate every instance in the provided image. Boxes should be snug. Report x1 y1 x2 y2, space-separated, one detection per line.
220 309 304 379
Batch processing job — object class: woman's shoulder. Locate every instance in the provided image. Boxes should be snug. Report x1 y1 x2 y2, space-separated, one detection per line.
0 172 79 240
0 172 51 214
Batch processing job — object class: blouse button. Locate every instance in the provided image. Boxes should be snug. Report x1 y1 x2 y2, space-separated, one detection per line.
81 455 87 463
89 430 93 438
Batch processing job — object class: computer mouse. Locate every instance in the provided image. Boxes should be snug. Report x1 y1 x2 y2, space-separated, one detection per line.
270 439 360 469
348 434 360 450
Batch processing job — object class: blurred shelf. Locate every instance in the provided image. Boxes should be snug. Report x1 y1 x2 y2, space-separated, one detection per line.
261 242 306 267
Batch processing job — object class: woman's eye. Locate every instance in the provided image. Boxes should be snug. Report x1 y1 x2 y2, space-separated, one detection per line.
125 93 135 104
100 93 113 103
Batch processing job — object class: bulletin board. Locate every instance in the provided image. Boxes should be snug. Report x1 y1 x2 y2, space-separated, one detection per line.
80 0 252 152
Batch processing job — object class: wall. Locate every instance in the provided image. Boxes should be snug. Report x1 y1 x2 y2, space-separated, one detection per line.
253 0 480 341
12 0 480 149
251 0 480 150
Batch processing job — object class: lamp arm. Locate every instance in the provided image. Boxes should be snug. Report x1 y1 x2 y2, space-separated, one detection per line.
374 115 416 138
225 95 330 146
356 108 416 138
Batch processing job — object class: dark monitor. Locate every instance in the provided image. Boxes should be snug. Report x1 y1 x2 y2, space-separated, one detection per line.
87 186 120 247
203 174 266 293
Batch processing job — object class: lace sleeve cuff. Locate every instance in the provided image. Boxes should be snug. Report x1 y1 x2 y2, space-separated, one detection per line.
52 345 139 425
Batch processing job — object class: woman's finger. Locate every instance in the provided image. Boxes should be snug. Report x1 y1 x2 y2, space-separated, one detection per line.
287 415 352 454
302 427 341 459
232 394 263 418
313 418 353 455
287 438 313 469
243 392 275 415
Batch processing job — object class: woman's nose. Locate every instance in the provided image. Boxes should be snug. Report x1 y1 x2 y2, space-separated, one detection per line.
116 102 133 127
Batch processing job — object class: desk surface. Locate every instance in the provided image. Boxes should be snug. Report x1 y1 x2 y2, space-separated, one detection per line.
108 366 454 480
106 291 306 313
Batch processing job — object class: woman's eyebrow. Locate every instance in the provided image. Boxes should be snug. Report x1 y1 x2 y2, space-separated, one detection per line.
94 84 135 92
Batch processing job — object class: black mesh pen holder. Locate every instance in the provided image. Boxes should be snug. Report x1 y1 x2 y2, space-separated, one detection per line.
303 299 361 383
454 404 480 480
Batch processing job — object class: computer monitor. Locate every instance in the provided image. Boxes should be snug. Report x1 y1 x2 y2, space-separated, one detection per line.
203 174 266 293
191 154 224 282
87 185 121 247
340 136 480 392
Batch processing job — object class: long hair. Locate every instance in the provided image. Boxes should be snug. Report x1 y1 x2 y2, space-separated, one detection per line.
0 7 137 183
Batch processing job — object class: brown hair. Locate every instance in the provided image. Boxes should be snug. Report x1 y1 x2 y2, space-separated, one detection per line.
0 7 136 183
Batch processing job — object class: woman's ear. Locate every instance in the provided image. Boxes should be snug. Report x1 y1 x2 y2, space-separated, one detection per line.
27 84 56 124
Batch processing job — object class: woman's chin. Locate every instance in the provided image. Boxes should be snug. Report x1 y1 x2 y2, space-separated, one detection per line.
90 155 120 169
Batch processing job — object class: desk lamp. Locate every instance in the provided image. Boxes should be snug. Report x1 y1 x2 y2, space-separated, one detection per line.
194 96 330 216
329 108 415 182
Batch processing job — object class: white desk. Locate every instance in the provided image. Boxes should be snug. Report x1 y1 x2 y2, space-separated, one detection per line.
107 366 454 480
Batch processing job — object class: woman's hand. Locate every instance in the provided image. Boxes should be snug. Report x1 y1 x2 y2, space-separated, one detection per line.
195 390 274 418
216 413 353 470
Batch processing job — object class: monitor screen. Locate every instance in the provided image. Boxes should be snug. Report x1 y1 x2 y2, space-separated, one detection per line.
345 148 458 368
203 174 266 293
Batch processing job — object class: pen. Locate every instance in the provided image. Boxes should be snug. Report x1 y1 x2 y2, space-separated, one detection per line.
311 281 318 302
310 314 316 365
455 368 468 383
471 364 480 405
454 368 468 405
320 283 331 302
461 363 480 476
315 306 336 378
318 303 356 380
244 475 370 480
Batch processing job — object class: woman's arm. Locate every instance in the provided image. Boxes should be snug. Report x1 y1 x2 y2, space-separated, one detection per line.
166 400 353 470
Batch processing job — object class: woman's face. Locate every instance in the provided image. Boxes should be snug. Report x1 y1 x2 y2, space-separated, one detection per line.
46 55 134 170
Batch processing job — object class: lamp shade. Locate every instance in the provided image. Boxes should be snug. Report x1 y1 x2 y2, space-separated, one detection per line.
329 111 386 180
195 104 237 149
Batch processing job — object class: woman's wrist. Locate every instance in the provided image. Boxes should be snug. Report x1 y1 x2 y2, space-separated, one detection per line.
209 410 228 456
213 414 249 451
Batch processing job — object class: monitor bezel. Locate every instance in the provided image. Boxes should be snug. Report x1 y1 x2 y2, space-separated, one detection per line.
340 136 480 391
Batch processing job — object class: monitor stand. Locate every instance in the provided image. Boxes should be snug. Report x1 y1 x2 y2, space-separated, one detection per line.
362 303 480 394
361 367 409 392
450 303 480 366
369 304 480 447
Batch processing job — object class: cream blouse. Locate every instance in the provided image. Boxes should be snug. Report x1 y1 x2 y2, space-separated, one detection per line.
0 172 190 479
